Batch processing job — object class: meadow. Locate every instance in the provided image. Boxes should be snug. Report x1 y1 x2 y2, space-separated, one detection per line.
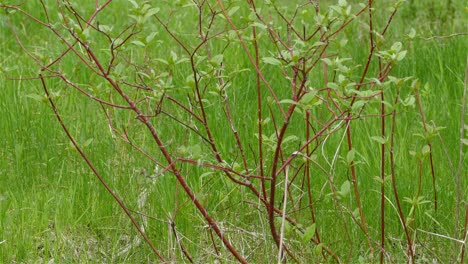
0 0 467 263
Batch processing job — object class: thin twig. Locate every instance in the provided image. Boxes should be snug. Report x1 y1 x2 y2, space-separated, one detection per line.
278 166 289 263
460 205 468 263
170 221 194 263
423 33 468 41
456 57 468 236
39 74 167 262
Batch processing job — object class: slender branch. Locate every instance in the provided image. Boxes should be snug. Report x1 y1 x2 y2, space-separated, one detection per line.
170 221 194 263
460 205 468 264
456 57 468 238
217 0 286 119
39 74 167 262
389 91 414 262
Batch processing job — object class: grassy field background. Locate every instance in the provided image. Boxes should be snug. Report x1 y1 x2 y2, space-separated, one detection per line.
1 0 467 263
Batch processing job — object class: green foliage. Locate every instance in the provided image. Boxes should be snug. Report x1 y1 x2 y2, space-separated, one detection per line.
0 0 467 263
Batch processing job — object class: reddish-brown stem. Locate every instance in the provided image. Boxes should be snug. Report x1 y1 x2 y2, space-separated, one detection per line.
268 105 296 253
209 228 221 257
369 1 387 261
456 57 468 246
327 3 371 40
1 1 429 262
389 92 414 262
380 83 386 264
217 0 286 119
252 22 267 200
85 0 113 27
340 2 402 253
248 2 289 51
275 112 347 177
40 74 167 262
414 92 438 211
344 121 370 242
126 91 248 263
66 21 248 260
170 221 194 263
223 98 250 173
305 111 321 245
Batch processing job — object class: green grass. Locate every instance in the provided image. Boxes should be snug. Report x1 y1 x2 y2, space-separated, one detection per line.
1 0 467 263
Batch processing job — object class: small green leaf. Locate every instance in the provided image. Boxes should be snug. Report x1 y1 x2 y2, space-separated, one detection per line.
252 22 267 30
146 32 158 43
155 58 168 65
78 28 90 41
314 243 324 256
394 0 405 9
233 162 242 172
391 42 402 52
321 58 333 66
381 100 394 111
83 138 94 148
299 90 317 104
421 145 430 155
210 54 224 66
279 99 298 105
114 62 127 76
339 38 348 47
462 138 468 146
228 6 240 16
262 57 282 66
400 95 415 107
169 50 178 64
128 0 139 8
282 135 298 145
396 50 407 61
351 100 366 112
146 7 160 17
340 180 351 197
407 28 416 39
98 24 113 33
312 41 325 47
358 255 366 264
301 223 316 243
112 38 123 47
373 176 384 184
373 175 392 185
327 82 340 90
346 149 355 164
26 93 46 102
352 208 360 219
369 77 382 86
371 136 387 145
131 40 146 47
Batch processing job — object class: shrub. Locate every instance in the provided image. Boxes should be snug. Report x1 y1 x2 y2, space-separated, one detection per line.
1 0 464 262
